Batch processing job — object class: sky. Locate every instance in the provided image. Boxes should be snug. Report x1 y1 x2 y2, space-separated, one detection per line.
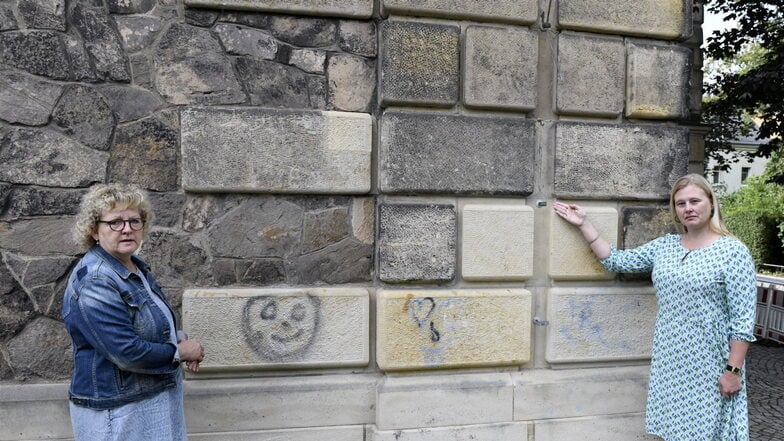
702 7 736 47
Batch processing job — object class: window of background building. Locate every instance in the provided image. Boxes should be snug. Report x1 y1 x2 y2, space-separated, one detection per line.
712 166 721 184
741 167 751 182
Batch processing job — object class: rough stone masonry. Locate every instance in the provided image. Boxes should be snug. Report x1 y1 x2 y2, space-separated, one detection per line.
0 0 704 440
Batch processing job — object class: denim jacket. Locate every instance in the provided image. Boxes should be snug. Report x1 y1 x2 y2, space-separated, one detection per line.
62 245 179 410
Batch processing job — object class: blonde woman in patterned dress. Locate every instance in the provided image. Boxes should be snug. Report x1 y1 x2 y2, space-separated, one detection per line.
553 173 757 441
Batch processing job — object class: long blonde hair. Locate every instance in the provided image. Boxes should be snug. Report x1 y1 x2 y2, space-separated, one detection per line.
72 183 153 249
669 173 732 236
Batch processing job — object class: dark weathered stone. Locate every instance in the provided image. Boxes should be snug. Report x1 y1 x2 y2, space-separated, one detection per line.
0 183 11 215
622 206 677 248
98 84 164 123
106 0 155 14
0 352 12 379
184 7 220 27
182 195 228 232
218 11 272 29
0 3 18 30
268 15 337 47
114 15 164 53
70 3 130 81
378 203 456 283
380 20 460 106
0 217 82 256
0 287 34 339
379 111 535 195
129 52 153 88
0 260 16 296
0 128 108 187
286 238 371 284
2 187 83 219
559 0 691 40
289 48 326 73
212 257 286 286
138 230 209 287
301 207 350 253
306 75 328 109
63 33 98 82
0 67 63 125
18 0 66 31
327 54 375 112
0 31 72 79
153 23 244 105
338 20 376 57
147 192 187 228
235 57 312 108
214 23 277 59
107 111 178 191
4 253 75 289
207 198 303 258
7 316 72 380
52 85 114 150
554 122 689 199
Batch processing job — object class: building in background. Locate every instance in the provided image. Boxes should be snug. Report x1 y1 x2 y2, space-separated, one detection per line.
707 128 770 194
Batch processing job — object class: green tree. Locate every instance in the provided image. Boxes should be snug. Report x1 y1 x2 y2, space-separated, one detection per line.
702 0 783 174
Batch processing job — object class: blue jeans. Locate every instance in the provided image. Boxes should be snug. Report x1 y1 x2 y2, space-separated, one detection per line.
70 370 186 441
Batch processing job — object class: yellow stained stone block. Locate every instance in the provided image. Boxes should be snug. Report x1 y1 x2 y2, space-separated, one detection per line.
549 206 618 280
376 289 532 371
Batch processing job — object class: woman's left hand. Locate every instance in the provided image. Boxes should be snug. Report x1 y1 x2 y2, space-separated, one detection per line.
718 371 742 398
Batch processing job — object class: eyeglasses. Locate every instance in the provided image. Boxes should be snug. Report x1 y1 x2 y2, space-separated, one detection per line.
98 218 144 232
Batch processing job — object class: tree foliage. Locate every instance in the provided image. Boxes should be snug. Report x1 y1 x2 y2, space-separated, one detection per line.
702 0 784 174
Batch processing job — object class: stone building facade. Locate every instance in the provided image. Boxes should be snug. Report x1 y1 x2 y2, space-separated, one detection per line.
0 0 706 439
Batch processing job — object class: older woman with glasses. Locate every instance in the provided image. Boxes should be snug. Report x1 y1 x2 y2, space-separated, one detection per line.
62 183 204 441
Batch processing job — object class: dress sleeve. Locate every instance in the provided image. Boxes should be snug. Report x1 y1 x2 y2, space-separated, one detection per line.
599 236 664 274
724 239 757 342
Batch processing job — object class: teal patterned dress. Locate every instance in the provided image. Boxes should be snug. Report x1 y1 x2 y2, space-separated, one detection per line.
601 234 757 441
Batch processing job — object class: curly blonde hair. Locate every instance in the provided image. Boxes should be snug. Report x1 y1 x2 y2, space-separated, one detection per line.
72 183 154 249
669 173 732 236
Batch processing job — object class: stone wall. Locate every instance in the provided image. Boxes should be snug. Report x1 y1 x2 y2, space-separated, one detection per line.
0 0 704 439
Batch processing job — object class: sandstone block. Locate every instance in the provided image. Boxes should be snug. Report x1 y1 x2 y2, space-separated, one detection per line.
182 288 369 371
190 426 364 441
514 366 649 420
464 25 537 111
369 422 529 441
380 20 459 107
327 54 375 112
0 384 71 440
545 287 656 363
626 42 691 119
534 413 658 441
461 202 534 281
554 122 689 199
559 0 692 40
181 107 372 194
622 206 677 249
185 374 376 432
376 372 514 430
377 203 456 283
184 0 373 18
379 111 535 195
382 0 537 24
549 205 617 280
556 32 624 116
376 289 532 370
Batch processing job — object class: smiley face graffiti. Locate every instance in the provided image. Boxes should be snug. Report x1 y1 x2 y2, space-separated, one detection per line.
242 294 320 360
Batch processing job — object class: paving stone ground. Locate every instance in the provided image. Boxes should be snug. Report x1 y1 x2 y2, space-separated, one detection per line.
747 339 784 441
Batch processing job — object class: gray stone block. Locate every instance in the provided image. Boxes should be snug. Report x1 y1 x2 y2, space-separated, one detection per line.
63 33 97 82
7 316 72 381
0 3 18 30
379 111 535 195
378 203 456 283
0 216 82 256
464 25 537 111
286 238 372 284
382 0 537 24
234 57 317 108
327 54 375 112
626 42 691 119
556 32 624 117
114 15 164 53
106 0 155 14
0 67 62 126
70 3 130 82
621 206 677 249
97 84 164 123
559 0 692 40
0 31 72 80
339 20 376 57
380 20 460 107
554 121 689 199
52 85 114 151
2 187 83 220
18 0 65 31
181 107 372 194
184 0 373 18
214 23 278 59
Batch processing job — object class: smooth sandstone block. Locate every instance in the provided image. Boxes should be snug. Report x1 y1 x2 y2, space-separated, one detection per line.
559 0 691 40
376 289 532 371
183 0 373 18
545 287 656 363
626 42 691 119
182 288 369 371
534 413 659 441
556 32 624 117
461 202 534 281
381 0 537 24
464 25 538 111
554 121 689 199
369 422 529 441
190 426 364 441
549 206 617 280
181 107 372 194
376 373 514 430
